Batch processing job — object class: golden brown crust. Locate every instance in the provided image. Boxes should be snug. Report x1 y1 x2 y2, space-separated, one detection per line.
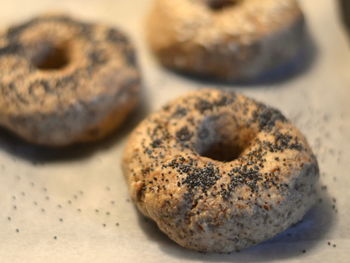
146 0 305 81
0 14 141 146
123 89 319 252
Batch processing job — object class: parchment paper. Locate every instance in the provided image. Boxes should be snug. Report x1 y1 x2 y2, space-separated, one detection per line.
0 0 349 262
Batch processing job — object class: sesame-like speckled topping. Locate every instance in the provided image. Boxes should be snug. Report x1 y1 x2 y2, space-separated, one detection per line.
123 89 319 252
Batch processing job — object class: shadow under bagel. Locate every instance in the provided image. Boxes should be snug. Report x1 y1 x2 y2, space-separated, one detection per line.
157 28 318 87
0 88 150 164
135 187 335 261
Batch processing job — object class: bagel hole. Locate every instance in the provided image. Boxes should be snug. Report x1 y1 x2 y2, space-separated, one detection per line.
31 41 70 70
195 114 254 162
205 0 241 10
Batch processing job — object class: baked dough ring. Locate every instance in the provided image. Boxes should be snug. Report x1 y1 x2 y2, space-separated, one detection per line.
0 14 141 146
123 89 319 252
147 0 305 81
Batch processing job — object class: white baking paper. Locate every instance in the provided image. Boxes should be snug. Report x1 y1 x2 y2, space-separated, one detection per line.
0 0 349 262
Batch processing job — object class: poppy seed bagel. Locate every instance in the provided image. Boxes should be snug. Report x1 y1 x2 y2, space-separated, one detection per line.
122 89 319 252
0 14 141 146
147 0 305 81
